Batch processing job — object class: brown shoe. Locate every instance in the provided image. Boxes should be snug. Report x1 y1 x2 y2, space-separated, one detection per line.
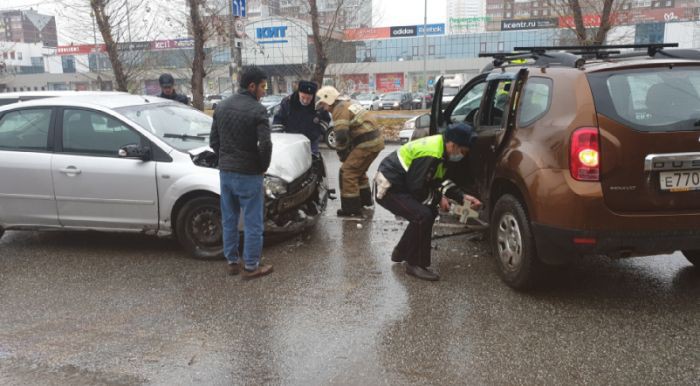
242 264 273 280
405 264 440 281
226 263 240 276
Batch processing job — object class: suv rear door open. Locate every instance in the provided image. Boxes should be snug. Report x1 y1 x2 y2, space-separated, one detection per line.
588 65 700 212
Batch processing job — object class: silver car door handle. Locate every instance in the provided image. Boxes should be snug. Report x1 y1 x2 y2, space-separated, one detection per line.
60 167 82 175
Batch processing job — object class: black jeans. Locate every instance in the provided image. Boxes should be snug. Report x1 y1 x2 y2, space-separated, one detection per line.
377 191 437 268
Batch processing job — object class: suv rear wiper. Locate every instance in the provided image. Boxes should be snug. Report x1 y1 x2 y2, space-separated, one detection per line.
163 133 206 141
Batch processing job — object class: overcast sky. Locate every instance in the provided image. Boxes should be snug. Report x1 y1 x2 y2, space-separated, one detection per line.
373 0 447 27
1 0 450 44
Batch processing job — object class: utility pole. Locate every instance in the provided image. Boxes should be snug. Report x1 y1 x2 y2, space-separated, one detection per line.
422 0 428 108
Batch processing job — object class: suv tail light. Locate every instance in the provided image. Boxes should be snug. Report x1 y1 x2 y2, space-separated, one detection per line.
570 127 600 181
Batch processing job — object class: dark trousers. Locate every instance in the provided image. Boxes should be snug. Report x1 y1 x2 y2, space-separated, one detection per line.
377 191 437 268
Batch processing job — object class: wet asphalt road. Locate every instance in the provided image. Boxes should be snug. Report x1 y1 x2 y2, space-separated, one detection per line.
0 146 698 385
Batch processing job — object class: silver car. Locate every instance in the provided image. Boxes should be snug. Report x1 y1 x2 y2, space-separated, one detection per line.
0 94 329 258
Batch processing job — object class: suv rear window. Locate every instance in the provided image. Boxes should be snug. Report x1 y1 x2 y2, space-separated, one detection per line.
588 66 700 132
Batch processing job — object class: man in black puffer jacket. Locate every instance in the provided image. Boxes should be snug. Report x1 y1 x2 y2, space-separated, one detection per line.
210 66 273 280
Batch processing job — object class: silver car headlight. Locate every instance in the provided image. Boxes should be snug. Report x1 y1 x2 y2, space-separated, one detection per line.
264 176 287 197
403 119 416 130
393 102 399 107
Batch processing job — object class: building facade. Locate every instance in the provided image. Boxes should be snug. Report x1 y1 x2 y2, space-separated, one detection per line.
447 0 487 33
0 10 58 47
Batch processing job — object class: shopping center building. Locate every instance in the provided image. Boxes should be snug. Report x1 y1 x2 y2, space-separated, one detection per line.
2 12 700 96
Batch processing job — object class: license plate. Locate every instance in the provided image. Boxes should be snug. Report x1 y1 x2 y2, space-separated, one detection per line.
659 170 700 192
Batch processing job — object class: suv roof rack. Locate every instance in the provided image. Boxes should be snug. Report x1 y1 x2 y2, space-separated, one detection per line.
514 43 690 61
478 51 584 72
480 43 699 73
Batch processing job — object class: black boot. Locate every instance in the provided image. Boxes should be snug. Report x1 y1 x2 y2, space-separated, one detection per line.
360 187 373 207
337 196 362 217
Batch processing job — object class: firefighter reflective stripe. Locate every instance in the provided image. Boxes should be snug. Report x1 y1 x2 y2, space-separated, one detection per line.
440 180 457 195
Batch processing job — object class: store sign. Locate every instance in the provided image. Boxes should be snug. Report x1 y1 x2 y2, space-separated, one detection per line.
417 24 446 36
345 24 444 41
256 26 288 43
151 39 194 50
501 18 558 31
448 16 491 34
344 27 390 41
391 25 417 38
56 45 100 55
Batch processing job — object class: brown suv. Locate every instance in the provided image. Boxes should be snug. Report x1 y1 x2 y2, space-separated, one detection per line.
422 44 700 289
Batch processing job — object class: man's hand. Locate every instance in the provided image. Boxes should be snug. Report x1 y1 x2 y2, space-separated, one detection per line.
439 196 451 212
464 194 482 209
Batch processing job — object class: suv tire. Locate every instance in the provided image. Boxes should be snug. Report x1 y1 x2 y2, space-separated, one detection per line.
325 128 337 150
176 196 224 259
681 250 700 266
0 227 4 241
491 194 542 290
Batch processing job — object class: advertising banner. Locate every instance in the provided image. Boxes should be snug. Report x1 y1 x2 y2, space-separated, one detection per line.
376 73 404 93
340 74 370 93
57 44 104 56
390 25 417 38
344 27 390 41
501 18 558 31
344 24 445 41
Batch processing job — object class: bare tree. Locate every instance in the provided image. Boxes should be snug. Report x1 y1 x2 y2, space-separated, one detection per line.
307 0 372 86
546 0 630 45
57 0 161 91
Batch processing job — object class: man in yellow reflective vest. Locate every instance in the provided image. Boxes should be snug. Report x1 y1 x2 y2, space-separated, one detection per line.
316 86 385 216
374 123 482 281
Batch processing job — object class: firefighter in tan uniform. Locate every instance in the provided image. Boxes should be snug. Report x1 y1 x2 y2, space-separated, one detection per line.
316 86 385 216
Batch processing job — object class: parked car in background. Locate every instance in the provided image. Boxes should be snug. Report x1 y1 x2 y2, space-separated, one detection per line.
0 91 127 106
424 44 700 290
0 94 329 259
203 94 222 110
411 92 433 109
398 114 431 144
354 93 381 110
261 94 285 108
379 92 413 110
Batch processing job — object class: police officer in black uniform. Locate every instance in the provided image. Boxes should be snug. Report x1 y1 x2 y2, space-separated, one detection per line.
273 80 331 156
158 73 189 105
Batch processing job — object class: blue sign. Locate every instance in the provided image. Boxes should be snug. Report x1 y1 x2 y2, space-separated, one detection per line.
417 23 445 36
232 0 246 17
428 79 434 86
256 26 288 44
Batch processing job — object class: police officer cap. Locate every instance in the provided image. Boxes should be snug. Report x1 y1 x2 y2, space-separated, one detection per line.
159 73 175 87
298 80 318 94
444 122 477 147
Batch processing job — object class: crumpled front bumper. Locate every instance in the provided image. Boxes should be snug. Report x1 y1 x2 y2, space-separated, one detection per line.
264 168 329 235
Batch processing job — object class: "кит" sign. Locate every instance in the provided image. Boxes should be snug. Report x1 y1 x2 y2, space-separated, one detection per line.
256 26 288 39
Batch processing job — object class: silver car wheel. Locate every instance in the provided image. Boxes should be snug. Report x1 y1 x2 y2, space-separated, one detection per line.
326 129 336 149
497 213 523 272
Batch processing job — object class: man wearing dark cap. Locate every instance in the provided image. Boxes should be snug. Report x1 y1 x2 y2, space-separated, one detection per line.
158 73 189 105
374 123 482 281
273 80 331 155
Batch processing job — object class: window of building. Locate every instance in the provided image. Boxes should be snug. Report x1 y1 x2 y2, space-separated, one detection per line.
498 41 505 52
480 42 487 53
412 46 419 56
429 45 435 55
10 51 15 59
505 12 512 17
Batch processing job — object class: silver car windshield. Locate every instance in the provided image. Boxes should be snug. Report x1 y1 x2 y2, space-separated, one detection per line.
116 103 212 151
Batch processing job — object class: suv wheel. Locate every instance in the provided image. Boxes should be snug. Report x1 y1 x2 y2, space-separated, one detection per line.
681 250 700 266
325 128 337 150
491 194 542 290
176 196 224 259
